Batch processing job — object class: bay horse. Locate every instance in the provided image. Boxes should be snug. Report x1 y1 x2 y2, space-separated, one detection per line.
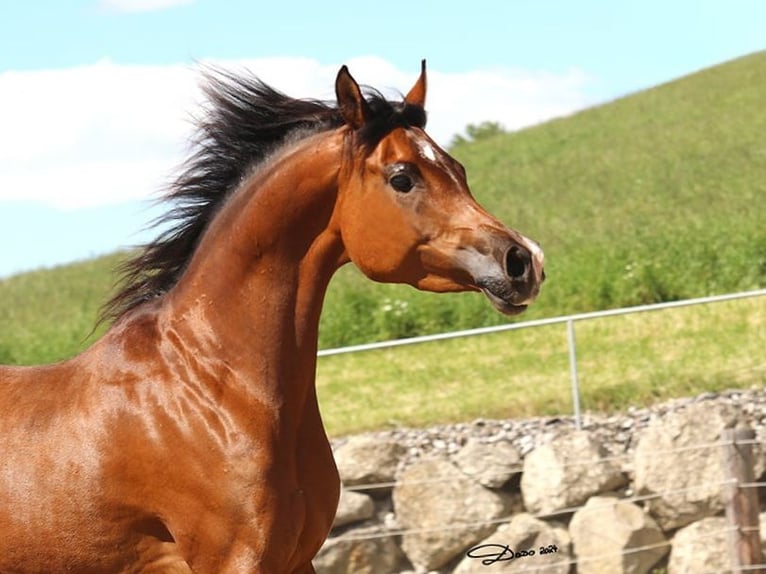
0 62 544 573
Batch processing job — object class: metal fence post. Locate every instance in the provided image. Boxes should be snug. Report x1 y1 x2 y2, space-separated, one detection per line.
567 319 582 430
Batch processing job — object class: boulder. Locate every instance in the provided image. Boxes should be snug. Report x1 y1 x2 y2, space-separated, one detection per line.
755 431 766 480
667 516 729 574
392 455 514 570
521 430 627 515
334 435 405 494
453 438 522 488
313 527 407 574
569 494 669 574
332 489 374 529
634 402 738 530
664 504 766 573
453 513 572 574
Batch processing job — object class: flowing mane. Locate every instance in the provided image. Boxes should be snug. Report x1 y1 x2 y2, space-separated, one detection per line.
101 67 427 323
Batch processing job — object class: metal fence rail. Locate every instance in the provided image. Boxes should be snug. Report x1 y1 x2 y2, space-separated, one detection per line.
317 288 766 428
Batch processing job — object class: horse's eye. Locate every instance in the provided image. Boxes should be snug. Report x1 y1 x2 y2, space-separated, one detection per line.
390 173 414 193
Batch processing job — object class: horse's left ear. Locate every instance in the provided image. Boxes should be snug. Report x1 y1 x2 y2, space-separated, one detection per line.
404 59 427 108
336 65 371 130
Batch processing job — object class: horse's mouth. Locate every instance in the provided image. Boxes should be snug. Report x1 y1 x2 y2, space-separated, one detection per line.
480 286 529 316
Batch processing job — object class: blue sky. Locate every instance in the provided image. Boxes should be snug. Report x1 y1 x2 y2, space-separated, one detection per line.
1 0 764 277
4 0 763 94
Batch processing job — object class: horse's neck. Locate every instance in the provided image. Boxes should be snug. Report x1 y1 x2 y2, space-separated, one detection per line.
158 134 347 410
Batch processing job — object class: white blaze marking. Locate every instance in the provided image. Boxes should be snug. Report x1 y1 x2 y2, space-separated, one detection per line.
519 234 545 282
521 235 545 266
408 131 462 187
420 141 437 162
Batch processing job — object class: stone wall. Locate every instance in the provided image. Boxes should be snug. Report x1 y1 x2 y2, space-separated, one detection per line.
314 389 766 573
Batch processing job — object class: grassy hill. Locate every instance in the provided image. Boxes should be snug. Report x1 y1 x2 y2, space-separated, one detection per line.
1 52 765 368
322 50 765 342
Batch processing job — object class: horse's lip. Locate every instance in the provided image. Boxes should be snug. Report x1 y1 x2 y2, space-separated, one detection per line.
480 287 528 316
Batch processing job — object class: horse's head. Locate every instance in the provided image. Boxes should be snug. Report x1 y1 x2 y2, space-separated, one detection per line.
335 62 545 315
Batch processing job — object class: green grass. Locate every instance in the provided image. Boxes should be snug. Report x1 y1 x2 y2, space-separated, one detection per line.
0 255 119 365
316 295 766 435
1 52 765 435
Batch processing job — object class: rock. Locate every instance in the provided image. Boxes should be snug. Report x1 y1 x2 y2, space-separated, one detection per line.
332 489 374 529
452 513 572 574
667 516 729 574
634 402 738 530
313 527 407 574
569 494 669 574
521 430 627 515
392 455 514 571
754 429 766 480
334 435 405 494
756 511 766 555
452 438 522 488
311 388 766 573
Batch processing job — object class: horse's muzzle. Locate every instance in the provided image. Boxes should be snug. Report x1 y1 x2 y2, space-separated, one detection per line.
478 238 545 315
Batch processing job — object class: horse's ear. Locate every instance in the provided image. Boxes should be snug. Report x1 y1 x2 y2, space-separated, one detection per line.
404 59 427 108
335 65 371 130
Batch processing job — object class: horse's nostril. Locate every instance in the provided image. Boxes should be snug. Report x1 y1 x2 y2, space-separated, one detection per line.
505 245 530 280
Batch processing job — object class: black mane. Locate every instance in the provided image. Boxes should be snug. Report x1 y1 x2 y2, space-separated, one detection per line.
101 66 426 323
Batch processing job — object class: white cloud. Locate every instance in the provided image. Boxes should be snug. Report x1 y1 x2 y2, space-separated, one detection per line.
98 0 194 13
0 57 594 210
